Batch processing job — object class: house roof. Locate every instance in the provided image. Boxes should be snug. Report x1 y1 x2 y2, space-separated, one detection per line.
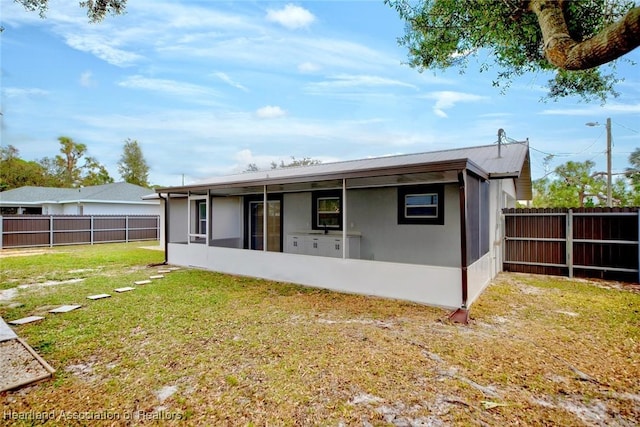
157 141 532 200
0 182 158 206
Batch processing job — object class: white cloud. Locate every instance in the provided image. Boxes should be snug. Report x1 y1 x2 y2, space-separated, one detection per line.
3 88 49 97
306 74 418 94
80 71 94 88
540 103 640 116
64 34 143 67
266 4 315 30
2 87 49 98
213 72 248 92
423 91 487 118
298 62 320 73
256 105 287 119
118 76 221 104
232 149 280 172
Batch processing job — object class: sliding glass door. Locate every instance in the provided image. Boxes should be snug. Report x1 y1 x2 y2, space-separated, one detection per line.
248 200 281 251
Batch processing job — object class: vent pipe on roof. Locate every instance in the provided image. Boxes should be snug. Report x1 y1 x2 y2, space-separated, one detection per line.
497 128 506 158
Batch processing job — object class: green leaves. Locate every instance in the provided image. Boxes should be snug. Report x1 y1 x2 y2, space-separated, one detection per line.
387 0 638 100
532 158 639 207
117 139 150 187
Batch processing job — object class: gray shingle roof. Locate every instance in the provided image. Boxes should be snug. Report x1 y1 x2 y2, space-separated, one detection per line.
0 182 155 205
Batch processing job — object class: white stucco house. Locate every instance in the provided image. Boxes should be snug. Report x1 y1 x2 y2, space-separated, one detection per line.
155 142 531 319
0 182 160 216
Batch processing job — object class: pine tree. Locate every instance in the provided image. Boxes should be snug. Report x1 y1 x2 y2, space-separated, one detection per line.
118 139 150 187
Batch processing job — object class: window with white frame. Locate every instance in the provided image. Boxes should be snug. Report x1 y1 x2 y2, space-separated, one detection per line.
397 184 444 225
196 200 207 235
404 193 438 218
312 191 342 230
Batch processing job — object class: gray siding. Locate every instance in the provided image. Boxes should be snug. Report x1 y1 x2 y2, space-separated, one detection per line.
347 186 460 267
282 185 461 267
283 193 312 235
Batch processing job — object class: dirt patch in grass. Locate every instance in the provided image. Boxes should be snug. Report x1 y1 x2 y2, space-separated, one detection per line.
0 249 58 258
1 246 639 425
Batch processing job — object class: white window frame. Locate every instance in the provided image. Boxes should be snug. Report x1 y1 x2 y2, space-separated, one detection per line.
197 200 207 235
404 193 439 219
316 196 341 229
188 195 208 243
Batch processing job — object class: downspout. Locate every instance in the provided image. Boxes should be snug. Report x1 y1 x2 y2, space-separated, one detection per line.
449 170 469 324
152 192 169 266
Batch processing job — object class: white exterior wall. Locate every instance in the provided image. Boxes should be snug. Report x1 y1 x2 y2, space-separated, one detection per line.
168 244 462 309
60 204 81 215
76 202 160 215
486 179 517 278
466 252 493 306
50 202 160 215
42 204 64 214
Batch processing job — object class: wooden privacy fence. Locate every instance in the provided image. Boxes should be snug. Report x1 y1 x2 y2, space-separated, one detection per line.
0 215 160 249
503 208 640 282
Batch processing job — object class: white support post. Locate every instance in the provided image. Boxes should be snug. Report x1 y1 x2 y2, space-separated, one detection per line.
187 191 191 244
207 189 211 245
263 185 268 252
342 179 347 259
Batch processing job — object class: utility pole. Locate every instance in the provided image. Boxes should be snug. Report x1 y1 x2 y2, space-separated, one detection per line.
586 118 613 207
606 118 612 208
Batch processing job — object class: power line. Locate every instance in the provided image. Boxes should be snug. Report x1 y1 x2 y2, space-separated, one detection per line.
613 120 639 134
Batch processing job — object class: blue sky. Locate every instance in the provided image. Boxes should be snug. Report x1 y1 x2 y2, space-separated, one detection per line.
2 0 639 187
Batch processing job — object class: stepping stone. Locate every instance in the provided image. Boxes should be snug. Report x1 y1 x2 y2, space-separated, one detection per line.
49 305 82 314
0 318 18 342
114 287 135 293
134 280 152 285
87 294 111 300
9 316 45 325
167 267 180 271
157 269 171 274
149 275 164 280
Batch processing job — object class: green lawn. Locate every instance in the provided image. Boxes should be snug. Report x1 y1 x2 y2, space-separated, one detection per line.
1 243 639 425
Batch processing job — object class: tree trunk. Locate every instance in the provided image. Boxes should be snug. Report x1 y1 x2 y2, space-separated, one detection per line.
529 0 640 70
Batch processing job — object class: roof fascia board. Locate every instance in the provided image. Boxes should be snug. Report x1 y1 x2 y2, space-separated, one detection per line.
157 159 488 194
0 201 48 206
59 200 158 205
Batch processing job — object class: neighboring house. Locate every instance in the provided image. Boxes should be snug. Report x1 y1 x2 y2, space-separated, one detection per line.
155 142 532 315
0 182 160 216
